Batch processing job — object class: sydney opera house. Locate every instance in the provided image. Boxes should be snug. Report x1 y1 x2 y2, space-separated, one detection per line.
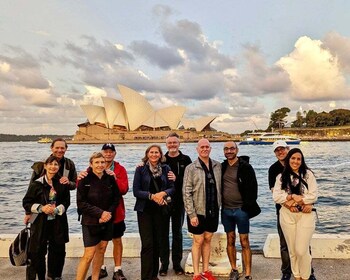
72 84 231 143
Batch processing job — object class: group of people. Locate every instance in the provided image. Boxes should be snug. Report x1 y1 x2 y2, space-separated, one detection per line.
21 134 318 280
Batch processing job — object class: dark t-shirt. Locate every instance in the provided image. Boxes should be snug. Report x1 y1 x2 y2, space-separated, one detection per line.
222 161 243 209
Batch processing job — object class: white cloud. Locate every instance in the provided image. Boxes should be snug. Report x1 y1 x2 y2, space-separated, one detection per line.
277 36 349 101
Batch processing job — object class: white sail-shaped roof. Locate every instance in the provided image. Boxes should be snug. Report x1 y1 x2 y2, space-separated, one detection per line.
142 111 169 128
157 106 186 129
101 97 128 129
117 84 154 130
194 116 216 131
81 105 107 126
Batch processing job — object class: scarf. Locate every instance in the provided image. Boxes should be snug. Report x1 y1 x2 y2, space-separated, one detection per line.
147 161 162 178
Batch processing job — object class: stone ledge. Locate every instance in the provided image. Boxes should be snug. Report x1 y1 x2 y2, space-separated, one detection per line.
0 233 141 258
263 233 350 259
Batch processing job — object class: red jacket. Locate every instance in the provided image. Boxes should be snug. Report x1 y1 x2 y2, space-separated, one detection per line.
112 161 129 223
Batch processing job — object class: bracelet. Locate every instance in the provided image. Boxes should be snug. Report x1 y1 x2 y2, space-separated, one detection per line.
149 193 152 200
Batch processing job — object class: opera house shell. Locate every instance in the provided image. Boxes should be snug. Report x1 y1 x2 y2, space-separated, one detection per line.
72 84 222 143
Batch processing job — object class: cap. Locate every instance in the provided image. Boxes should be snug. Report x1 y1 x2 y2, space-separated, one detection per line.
272 140 288 152
101 143 116 151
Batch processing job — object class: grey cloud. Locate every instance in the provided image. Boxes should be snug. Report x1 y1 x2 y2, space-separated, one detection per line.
323 32 350 73
130 40 184 69
230 44 290 95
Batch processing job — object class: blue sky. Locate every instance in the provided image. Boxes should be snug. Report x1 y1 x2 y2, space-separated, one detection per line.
1 0 350 135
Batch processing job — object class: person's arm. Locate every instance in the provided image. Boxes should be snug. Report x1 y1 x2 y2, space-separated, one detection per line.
182 165 196 219
133 166 150 200
272 174 289 204
302 170 318 205
115 165 129 195
109 175 121 214
55 182 71 216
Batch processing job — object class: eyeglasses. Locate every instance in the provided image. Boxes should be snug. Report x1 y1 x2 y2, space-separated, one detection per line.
274 147 286 153
223 147 236 152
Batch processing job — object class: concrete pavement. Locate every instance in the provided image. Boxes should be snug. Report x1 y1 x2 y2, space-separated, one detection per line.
1 251 350 280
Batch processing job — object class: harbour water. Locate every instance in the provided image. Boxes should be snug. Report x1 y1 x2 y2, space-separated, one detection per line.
0 141 349 250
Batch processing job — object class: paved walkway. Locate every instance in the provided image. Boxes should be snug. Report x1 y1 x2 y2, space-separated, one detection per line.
1 252 349 280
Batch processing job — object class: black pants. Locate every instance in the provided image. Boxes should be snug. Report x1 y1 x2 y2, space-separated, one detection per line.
137 207 163 280
159 206 185 268
26 221 66 280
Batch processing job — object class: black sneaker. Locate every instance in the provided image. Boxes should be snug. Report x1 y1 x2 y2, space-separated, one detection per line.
113 269 127 280
86 267 108 280
244 276 252 280
281 274 291 280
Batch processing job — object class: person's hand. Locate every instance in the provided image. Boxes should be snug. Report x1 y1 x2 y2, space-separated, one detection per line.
77 171 88 181
190 217 199 227
99 211 112 223
284 199 295 209
60 176 70 185
292 194 304 204
42 204 55 215
24 214 31 224
301 204 313 213
136 162 144 168
168 171 176 182
289 206 300 213
105 169 115 178
152 192 166 205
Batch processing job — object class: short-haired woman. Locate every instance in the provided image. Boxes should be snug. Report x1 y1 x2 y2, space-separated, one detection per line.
133 144 175 280
273 148 318 280
76 152 120 280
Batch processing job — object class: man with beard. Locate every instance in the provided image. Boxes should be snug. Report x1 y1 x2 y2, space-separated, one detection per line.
221 141 260 280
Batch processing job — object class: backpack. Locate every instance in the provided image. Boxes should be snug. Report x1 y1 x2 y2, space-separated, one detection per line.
9 225 30 266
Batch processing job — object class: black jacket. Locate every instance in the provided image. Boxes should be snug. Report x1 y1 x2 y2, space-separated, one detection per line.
22 176 70 253
165 151 192 208
77 170 120 225
222 156 261 218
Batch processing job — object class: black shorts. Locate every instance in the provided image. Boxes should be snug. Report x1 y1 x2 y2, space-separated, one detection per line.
82 223 113 247
187 214 219 235
112 221 126 239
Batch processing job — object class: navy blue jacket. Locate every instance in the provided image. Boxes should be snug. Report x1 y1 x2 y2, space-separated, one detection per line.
133 164 175 212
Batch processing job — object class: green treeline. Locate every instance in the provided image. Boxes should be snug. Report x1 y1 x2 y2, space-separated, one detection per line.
268 108 350 130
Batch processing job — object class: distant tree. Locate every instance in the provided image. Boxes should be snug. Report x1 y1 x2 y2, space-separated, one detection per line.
268 107 290 130
305 110 318 127
292 111 304 128
329 109 350 126
315 111 333 127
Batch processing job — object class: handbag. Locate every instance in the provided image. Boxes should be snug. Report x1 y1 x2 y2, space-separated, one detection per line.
9 224 31 266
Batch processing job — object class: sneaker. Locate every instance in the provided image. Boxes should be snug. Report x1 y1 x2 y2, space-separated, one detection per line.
113 269 127 280
229 269 240 280
159 264 168 276
173 265 185 275
281 274 291 280
193 275 203 280
202 270 217 280
244 277 252 280
308 274 317 280
86 267 108 280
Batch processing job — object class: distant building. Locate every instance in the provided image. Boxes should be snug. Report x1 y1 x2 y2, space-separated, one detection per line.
72 85 219 142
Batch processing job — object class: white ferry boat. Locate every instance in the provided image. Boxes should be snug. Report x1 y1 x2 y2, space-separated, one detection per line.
239 132 301 145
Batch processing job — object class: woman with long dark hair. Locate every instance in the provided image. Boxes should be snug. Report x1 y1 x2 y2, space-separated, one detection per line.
133 144 175 280
273 148 318 280
23 155 70 280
